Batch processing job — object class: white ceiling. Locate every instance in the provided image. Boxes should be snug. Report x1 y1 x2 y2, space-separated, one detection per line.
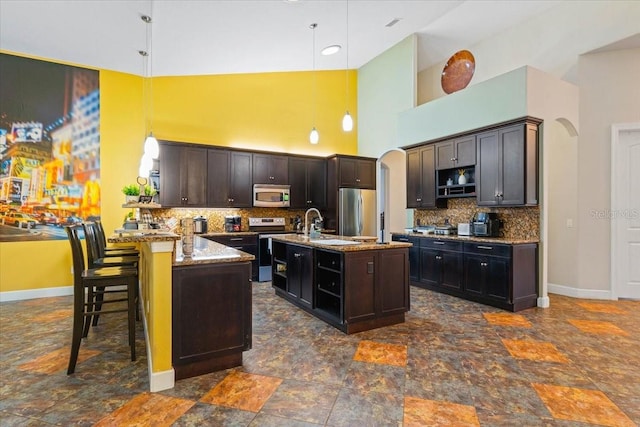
1 0 564 77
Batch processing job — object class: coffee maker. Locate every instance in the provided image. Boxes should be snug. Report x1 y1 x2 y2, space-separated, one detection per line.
472 212 501 237
225 215 242 232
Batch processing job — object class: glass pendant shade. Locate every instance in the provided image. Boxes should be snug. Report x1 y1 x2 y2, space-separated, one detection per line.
138 152 153 178
144 132 159 159
309 127 319 144
342 111 353 132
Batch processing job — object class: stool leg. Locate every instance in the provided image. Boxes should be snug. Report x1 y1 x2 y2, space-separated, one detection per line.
68 287 85 375
83 286 94 337
92 286 105 326
128 279 136 361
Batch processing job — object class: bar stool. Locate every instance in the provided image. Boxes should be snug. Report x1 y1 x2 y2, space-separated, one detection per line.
65 225 138 374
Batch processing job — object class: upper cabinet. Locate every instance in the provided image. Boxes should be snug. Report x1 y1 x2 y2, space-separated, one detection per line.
288 157 327 209
207 149 253 208
159 142 208 207
252 153 288 185
435 135 476 170
476 120 538 206
329 155 376 189
406 146 444 209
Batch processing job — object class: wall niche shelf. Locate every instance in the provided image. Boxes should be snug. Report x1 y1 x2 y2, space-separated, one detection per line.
437 166 476 199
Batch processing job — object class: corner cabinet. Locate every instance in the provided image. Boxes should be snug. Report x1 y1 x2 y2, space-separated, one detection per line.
159 142 208 207
476 120 539 206
172 261 252 380
406 145 445 209
328 155 376 189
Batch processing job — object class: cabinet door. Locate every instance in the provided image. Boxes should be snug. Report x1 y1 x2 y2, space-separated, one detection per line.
378 249 409 315
486 257 510 301
229 152 253 207
270 155 289 185
476 130 500 206
207 149 230 207
338 158 358 187
406 148 421 208
499 124 525 205
159 144 183 207
299 246 314 308
435 141 455 170
419 146 437 208
306 158 327 208
286 245 301 298
253 154 288 185
455 136 476 167
344 251 376 323
182 147 208 206
355 159 376 189
463 254 486 296
441 251 463 290
419 247 441 287
288 158 307 209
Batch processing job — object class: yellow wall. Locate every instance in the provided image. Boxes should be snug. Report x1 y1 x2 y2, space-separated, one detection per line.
0 55 358 294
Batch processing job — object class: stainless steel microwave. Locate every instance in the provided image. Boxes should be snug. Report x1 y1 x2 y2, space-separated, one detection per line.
253 184 290 207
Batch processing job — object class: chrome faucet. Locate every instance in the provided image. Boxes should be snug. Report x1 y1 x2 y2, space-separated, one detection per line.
304 208 323 236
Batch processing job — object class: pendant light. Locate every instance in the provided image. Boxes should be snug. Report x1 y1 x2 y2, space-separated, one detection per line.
342 0 353 132
309 23 319 145
141 12 159 159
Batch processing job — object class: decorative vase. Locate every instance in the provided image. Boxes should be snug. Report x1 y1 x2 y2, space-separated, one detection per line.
125 195 138 204
446 178 453 186
458 174 467 185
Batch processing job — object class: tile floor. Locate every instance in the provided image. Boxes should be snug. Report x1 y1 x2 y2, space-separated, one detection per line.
1 282 638 426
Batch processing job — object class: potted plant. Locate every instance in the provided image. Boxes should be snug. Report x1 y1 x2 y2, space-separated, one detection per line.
122 184 140 203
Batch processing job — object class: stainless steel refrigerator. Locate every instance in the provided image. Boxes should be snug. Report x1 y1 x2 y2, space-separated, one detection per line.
339 188 377 236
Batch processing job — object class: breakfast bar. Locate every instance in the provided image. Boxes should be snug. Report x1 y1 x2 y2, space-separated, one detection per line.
108 231 254 391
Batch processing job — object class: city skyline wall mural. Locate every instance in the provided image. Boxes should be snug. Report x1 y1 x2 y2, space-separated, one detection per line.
0 53 100 241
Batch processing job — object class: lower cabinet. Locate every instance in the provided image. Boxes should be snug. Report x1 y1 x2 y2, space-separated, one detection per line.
392 234 537 312
272 240 409 333
172 262 252 380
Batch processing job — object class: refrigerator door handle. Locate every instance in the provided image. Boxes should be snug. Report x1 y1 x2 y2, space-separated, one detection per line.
358 193 363 235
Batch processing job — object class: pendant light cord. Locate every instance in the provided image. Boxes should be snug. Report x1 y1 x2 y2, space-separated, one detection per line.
311 23 317 127
345 0 349 107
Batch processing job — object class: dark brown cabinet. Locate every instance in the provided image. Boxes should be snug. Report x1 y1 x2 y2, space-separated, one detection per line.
207 150 253 208
435 135 476 170
288 157 327 209
392 234 537 312
391 235 420 282
204 234 258 281
253 153 288 185
419 239 463 291
172 261 252 380
286 244 313 309
159 143 208 207
406 145 444 208
476 121 538 206
329 155 376 189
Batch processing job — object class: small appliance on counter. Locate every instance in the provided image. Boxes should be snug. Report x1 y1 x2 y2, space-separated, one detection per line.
193 216 208 234
225 215 242 232
472 212 501 237
457 222 472 236
434 218 457 235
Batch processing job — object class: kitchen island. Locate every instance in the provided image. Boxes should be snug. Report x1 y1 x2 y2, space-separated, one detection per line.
269 234 412 334
108 231 254 391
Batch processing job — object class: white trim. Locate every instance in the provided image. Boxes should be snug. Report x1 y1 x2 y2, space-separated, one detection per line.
0 286 73 302
537 296 550 308
610 122 640 300
548 282 613 300
139 283 174 392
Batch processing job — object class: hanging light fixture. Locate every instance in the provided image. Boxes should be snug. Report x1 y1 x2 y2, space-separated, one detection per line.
342 0 353 132
309 23 319 145
141 12 159 159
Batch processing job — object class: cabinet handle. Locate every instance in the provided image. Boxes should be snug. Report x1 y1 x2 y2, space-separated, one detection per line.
397 238 409 242
416 198 422 202
433 241 445 245
477 245 493 250
294 253 302 258
356 178 361 182
481 262 488 267
229 238 243 241
367 261 374 274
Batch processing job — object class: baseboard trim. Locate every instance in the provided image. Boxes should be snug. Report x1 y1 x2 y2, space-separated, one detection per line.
548 283 613 300
537 296 550 308
0 286 73 302
140 285 174 392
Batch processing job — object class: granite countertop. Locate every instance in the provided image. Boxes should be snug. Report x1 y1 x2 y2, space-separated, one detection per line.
108 230 181 243
271 233 412 251
390 231 538 245
174 236 255 266
200 231 259 237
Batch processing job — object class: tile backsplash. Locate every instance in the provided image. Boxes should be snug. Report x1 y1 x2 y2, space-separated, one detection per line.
414 198 539 240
